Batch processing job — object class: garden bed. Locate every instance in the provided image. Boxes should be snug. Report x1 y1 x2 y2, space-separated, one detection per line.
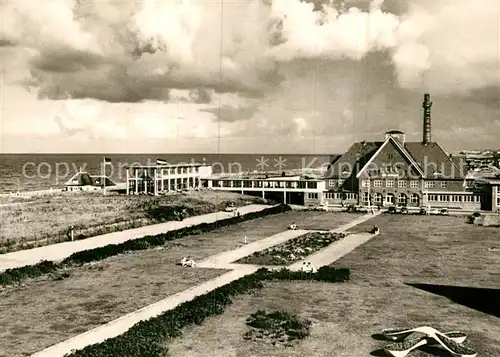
235 231 346 265
243 310 312 347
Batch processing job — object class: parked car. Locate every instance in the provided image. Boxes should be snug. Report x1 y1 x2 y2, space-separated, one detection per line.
314 203 328 211
388 205 408 214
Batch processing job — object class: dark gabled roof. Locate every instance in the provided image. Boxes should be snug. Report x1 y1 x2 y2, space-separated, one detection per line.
386 130 404 134
64 172 117 186
331 138 466 180
404 142 465 179
325 141 383 178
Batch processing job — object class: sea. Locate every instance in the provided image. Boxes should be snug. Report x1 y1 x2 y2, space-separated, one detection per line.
0 154 337 193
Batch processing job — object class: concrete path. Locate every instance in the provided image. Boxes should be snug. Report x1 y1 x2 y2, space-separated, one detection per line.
0 204 269 271
32 211 379 357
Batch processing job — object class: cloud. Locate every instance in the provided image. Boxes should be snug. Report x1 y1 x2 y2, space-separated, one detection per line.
0 0 405 104
1 0 499 110
391 1 500 94
201 104 260 123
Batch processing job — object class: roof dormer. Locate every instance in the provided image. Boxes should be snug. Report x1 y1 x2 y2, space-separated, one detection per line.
385 130 405 145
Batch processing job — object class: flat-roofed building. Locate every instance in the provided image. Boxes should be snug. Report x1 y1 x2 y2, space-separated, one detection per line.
203 173 325 205
473 178 500 212
126 163 212 195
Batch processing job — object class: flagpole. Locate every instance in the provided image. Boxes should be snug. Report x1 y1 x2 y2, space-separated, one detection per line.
103 157 106 196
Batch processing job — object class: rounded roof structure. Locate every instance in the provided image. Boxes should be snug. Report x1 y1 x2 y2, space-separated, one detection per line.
386 130 405 134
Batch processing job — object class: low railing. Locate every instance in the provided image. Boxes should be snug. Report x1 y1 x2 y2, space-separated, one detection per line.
0 188 64 197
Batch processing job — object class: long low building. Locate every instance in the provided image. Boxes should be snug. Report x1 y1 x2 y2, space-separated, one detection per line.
204 173 325 205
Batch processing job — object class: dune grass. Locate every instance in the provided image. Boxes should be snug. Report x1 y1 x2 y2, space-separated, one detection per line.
0 190 260 253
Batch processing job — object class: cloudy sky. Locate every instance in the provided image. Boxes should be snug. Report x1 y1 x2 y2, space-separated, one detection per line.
1 0 499 154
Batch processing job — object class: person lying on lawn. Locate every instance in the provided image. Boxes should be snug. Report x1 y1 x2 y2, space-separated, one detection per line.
183 256 197 267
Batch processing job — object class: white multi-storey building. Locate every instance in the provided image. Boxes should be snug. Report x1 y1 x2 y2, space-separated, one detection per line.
126 163 212 195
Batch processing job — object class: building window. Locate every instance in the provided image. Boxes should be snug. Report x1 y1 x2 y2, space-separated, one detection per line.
337 179 344 186
329 180 336 187
410 193 419 204
345 193 357 200
440 182 447 188
425 181 435 188
373 193 383 204
307 182 317 189
385 193 395 204
397 193 407 205
428 195 438 202
374 180 382 187
362 180 370 187
410 180 419 188
386 180 395 188
439 195 449 202
496 186 500 194
362 192 370 203
233 180 242 188
398 180 407 188
497 196 500 207
308 193 318 199
451 195 461 202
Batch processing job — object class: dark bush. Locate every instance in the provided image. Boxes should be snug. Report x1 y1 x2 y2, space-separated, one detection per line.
0 260 59 285
244 309 311 346
145 205 194 222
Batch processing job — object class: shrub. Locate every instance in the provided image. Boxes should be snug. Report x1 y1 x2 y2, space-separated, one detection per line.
244 309 311 346
0 260 59 285
145 205 194 222
65 266 348 357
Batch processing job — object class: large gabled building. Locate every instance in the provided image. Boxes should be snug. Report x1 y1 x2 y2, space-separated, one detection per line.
323 94 484 210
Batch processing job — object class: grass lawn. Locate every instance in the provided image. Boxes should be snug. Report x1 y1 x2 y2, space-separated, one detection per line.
0 190 260 253
165 214 500 357
0 210 359 357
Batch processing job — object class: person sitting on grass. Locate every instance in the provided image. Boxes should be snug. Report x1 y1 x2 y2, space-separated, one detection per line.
370 225 379 234
307 262 317 273
185 256 197 267
300 262 308 272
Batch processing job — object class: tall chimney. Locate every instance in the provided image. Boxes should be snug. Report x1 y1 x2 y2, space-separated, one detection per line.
422 93 432 145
